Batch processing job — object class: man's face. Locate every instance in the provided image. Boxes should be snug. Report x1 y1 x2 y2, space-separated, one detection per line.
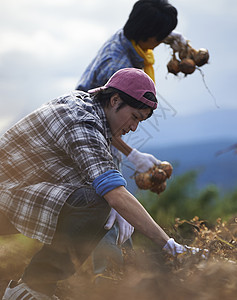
138 37 161 51
106 94 152 137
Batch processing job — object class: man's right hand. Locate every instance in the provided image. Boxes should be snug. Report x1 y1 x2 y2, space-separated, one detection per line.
104 208 134 245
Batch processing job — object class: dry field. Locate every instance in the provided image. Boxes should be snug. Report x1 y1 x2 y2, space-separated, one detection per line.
1 217 237 300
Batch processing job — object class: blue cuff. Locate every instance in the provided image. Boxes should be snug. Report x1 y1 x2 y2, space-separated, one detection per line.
92 170 127 196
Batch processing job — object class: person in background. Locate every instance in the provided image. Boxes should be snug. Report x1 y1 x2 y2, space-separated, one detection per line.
75 0 187 280
1 68 195 300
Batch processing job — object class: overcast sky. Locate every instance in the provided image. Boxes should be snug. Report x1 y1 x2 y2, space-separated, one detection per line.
0 0 237 147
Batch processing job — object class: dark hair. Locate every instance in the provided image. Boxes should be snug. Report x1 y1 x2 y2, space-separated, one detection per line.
123 0 178 43
94 88 157 119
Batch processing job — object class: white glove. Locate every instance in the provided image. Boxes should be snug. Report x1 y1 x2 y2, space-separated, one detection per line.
127 148 161 173
163 238 208 259
168 31 188 51
104 208 134 245
163 238 187 256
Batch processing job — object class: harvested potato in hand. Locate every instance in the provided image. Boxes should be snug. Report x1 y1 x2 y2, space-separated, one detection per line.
135 161 173 194
158 161 173 178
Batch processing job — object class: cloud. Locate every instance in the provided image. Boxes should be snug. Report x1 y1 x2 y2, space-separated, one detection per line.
0 116 15 133
0 0 237 141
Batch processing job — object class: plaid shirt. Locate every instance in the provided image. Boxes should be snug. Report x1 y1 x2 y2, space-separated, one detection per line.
75 29 144 91
0 91 116 244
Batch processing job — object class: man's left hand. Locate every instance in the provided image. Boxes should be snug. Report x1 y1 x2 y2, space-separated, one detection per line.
165 31 188 52
163 238 209 259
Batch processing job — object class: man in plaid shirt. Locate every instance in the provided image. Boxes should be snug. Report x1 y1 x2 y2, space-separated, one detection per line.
1 68 191 299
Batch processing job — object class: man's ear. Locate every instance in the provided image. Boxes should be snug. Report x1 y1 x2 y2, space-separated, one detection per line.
110 93 120 107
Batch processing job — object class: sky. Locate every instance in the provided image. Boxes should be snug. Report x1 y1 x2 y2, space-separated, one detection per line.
0 0 237 148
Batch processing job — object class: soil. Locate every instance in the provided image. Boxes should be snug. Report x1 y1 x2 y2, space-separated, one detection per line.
1 217 237 300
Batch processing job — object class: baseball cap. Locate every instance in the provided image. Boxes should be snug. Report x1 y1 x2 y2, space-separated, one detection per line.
88 68 157 109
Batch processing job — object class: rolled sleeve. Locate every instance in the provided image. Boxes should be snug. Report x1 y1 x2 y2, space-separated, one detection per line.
92 170 127 196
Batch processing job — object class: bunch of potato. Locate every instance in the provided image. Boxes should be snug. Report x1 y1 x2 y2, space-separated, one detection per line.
167 46 209 76
135 161 173 195
164 35 209 76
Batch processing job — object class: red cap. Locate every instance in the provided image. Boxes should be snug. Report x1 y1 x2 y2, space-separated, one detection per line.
88 68 157 109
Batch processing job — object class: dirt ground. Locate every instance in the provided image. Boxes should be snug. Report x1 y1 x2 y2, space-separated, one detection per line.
1 217 237 300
